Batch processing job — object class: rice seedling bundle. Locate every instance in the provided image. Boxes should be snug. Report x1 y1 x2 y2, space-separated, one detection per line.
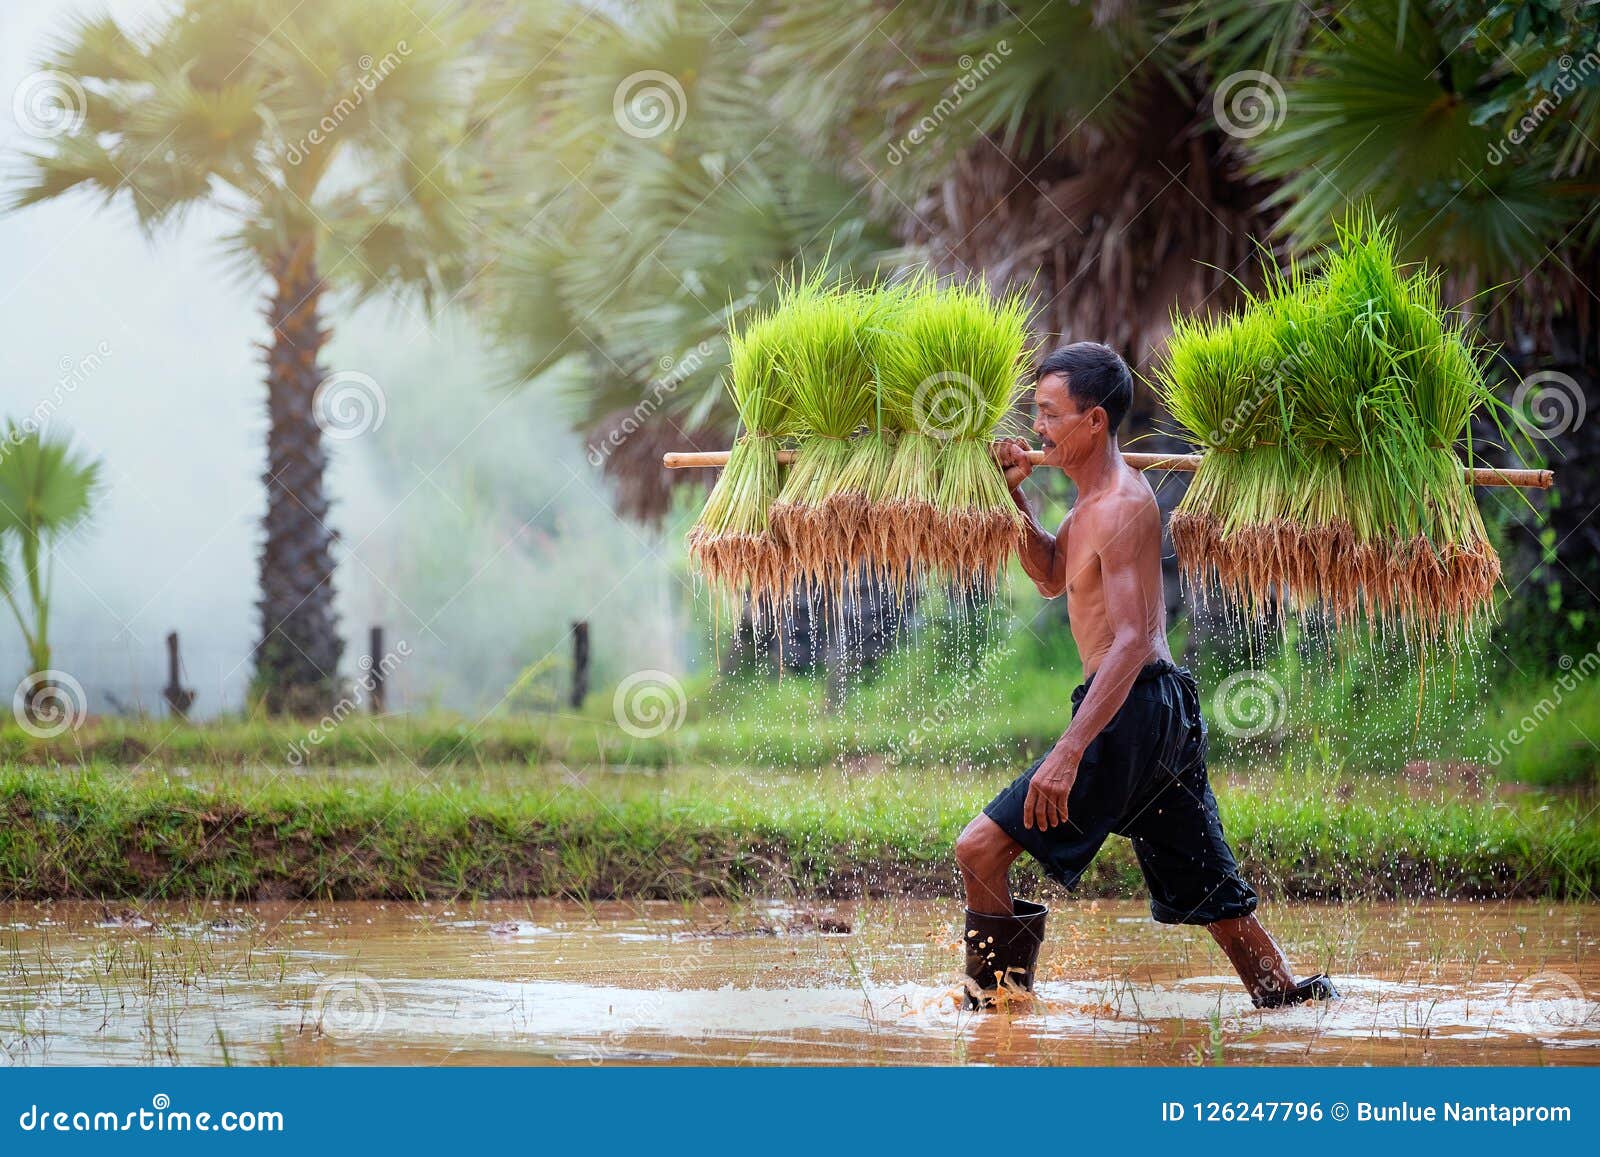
1156 215 1518 646
827 285 903 586
875 277 1032 591
685 304 794 616
686 273 1034 609
766 282 879 592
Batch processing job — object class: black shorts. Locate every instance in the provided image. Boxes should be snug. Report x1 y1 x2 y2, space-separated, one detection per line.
982 658 1258 925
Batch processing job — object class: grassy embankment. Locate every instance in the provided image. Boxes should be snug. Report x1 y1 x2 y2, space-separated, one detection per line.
0 760 1593 903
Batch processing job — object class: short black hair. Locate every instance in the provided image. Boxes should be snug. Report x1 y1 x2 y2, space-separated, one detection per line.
1034 342 1132 435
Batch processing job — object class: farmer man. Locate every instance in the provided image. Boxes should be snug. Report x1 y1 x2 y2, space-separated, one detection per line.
955 342 1338 1011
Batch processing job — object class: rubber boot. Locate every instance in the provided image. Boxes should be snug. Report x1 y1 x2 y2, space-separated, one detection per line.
962 899 1047 1010
1253 972 1339 1009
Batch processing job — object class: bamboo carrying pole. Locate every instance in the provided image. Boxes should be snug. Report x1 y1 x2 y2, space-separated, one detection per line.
662 447 1553 489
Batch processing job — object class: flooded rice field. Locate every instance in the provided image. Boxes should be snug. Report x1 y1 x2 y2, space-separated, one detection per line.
3 899 1597 1066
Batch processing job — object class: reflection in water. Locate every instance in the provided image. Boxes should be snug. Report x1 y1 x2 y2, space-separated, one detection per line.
2 899 1596 1066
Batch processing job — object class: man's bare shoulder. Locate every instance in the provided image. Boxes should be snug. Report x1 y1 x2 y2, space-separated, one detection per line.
1075 469 1159 549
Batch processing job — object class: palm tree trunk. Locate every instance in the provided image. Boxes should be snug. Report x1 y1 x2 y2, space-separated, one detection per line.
256 237 343 715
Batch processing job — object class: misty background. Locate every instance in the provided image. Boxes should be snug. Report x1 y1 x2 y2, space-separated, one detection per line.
0 0 689 718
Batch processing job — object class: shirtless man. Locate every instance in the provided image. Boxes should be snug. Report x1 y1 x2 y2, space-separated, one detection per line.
954 342 1338 1011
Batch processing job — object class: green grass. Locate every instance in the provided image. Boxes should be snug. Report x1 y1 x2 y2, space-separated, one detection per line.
2 614 1594 785
0 761 1592 902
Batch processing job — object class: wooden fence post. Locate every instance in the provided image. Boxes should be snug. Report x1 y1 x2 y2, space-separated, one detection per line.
163 631 195 720
571 620 589 709
369 625 386 714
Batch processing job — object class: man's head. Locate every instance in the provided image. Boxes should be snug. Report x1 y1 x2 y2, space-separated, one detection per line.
1031 342 1132 467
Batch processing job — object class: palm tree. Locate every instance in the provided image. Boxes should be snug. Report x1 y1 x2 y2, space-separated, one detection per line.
9 0 485 714
0 424 101 719
489 0 1599 661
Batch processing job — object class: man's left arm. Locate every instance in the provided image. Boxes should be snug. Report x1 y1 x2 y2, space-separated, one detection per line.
1023 502 1162 831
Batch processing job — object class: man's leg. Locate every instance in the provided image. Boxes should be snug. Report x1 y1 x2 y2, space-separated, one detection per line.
955 813 1024 915
1206 914 1296 1003
954 813 1047 1007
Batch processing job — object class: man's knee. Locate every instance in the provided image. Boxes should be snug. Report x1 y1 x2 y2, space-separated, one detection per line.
956 814 1017 877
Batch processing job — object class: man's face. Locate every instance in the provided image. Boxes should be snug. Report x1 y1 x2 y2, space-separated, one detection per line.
1032 372 1102 466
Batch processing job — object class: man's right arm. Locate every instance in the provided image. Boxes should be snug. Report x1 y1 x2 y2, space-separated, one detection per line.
1010 484 1069 598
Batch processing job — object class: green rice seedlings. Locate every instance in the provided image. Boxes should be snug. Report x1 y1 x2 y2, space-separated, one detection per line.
1156 213 1519 648
867 274 941 598
1162 305 1289 609
686 306 793 621
825 285 903 585
877 276 1031 591
767 280 877 592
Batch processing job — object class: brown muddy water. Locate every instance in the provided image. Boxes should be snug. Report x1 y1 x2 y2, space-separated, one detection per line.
2 899 1597 1066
